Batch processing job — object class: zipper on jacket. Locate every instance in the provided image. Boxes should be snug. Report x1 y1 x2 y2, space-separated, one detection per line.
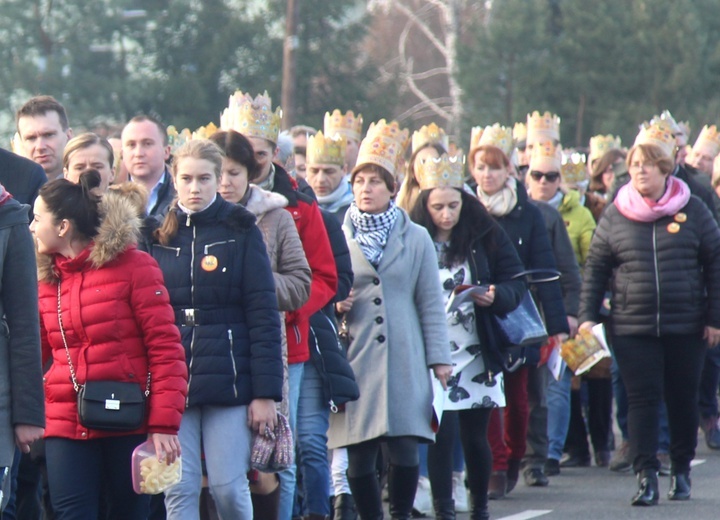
186 222 198 406
228 329 239 399
204 239 236 254
652 223 661 336
154 244 181 257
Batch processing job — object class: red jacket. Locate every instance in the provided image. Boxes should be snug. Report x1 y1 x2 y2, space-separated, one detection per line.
37 189 187 440
272 166 338 364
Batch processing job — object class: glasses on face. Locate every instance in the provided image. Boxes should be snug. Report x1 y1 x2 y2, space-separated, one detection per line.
529 171 560 182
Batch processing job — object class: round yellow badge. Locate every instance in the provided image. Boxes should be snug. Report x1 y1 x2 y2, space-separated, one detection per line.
667 222 680 234
674 212 687 223
201 255 219 272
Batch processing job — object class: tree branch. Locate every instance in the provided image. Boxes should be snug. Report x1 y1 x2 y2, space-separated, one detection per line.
391 1 448 59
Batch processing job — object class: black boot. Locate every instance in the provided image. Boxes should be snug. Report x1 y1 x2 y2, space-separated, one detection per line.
432 498 456 520
387 465 419 520
348 474 384 520
333 493 359 520
668 471 691 501
631 469 659 506
469 494 489 520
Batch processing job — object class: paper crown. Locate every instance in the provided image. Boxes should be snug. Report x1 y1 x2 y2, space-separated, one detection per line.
529 140 562 172
416 154 465 191
527 111 560 145
470 126 483 151
650 110 680 134
306 130 346 166
220 90 282 144
635 121 676 158
191 122 219 140
10 132 22 154
561 159 588 186
412 123 449 154
324 110 363 142
476 124 514 157
678 121 691 140
166 126 193 153
353 119 410 175
589 134 622 163
513 122 527 143
693 125 720 158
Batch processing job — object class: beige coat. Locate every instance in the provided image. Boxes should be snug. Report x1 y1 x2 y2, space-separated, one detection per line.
328 209 451 448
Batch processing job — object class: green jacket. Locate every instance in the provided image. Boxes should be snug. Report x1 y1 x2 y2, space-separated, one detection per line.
558 190 597 266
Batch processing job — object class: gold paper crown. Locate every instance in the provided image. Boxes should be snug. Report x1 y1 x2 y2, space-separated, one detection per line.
470 127 483 151
353 119 410 175
513 122 527 143
416 154 465 191
166 126 193 153
529 140 562 171
10 132 21 154
693 125 720 158
477 124 514 157
220 90 282 144
561 159 588 186
635 121 676 158
650 110 680 134
192 122 219 140
307 130 346 167
589 134 622 163
412 123 449 153
527 111 561 145
324 110 363 142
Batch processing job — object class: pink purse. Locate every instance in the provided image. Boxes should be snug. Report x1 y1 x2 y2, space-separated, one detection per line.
250 413 294 472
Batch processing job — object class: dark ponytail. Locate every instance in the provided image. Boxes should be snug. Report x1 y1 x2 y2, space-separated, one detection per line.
39 170 102 240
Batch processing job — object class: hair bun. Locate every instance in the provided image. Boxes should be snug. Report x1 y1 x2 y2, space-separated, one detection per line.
78 169 102 196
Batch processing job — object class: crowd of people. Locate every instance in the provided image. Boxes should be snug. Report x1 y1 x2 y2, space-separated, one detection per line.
0 91 720 520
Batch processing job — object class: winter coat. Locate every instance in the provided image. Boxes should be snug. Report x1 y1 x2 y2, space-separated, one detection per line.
147 196 283 407
271 165 338 364
148 168 177 218
37 188 187 440
328 209 451 448
492 184 569 335
0 148 47 209
557 190 597 266
579 196 720 336
0 195 44 470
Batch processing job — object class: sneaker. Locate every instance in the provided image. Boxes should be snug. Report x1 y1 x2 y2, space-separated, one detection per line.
609 441 632 472
657 452 671 477
412 476 433 517
544 458 560 476
700 416 720 450
559 452 591 468
523 467 549 487
452 471 469 512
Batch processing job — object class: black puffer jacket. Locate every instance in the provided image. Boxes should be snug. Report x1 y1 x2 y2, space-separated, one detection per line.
579 196 720 336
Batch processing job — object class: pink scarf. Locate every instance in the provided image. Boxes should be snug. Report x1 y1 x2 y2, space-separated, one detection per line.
615 176 691 222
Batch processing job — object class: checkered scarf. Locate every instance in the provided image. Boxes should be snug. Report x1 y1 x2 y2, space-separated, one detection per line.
349 200 399 267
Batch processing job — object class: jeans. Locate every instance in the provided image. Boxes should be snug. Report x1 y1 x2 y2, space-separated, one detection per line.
278 362 304 520
165 405 253 520
612 333 705 474
546 366 572 460
296 361 331 516
45 435 149 520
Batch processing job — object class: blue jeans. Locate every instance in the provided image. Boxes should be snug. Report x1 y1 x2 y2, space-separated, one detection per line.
546 366 572 460
45 435 149 519
278 362 304 520
165 405 253 520
296 361 331 516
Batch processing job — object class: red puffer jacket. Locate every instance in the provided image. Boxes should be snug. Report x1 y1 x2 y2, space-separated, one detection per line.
37 188 187 440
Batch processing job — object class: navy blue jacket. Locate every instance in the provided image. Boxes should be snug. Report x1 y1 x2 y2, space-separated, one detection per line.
147 196 283 407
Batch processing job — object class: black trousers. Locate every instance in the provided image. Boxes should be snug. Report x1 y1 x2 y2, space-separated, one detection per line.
612 333 705 474
564 378 613 457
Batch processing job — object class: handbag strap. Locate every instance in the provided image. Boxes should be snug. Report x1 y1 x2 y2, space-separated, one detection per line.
511 268 561 284
57 282 151 396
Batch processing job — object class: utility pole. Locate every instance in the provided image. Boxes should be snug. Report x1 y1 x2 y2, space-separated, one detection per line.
281 0 299 130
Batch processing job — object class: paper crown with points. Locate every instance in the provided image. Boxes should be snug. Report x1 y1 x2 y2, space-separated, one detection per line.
469 126 483 151
220 90 282 144
693 125 720 159
412 123 449 154
166 126 193 153
589 134 622 164
353 119 410 175
561 159 588 186
191 122 219 140
416 154 465 191
513 122 527 144
527 111 561 145
678 120 691 140
307 130 346 167
477 124 514 157
635 121 676 158
650 110 680 134
324 110 363 143
529 140 562 172
10 132 22 154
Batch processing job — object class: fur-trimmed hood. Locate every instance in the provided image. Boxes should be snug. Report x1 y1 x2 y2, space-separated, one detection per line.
37 184 145 283
244 185 288 218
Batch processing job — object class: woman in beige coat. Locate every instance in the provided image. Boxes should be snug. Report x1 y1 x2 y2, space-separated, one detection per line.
211 130 311 519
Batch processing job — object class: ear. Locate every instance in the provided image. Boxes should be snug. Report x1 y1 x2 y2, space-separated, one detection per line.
163 145 171 162
58 218 71 238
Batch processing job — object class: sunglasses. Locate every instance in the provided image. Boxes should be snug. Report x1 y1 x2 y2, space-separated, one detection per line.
529 171 560 182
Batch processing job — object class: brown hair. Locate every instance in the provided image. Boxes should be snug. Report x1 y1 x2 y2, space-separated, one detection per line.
469 145 511 170
208 130 262 182
124 114 168 145
155 140 225 245
350 164 395 193
627 144 674 176
63 133 114 171
590 149 626 193
16 95 69 131
39 171 102 240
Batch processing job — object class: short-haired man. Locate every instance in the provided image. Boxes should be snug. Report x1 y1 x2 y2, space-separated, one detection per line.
290 125 317 179
687 125 720 177
15 96 72 181
121 115 176 217
305 131 352 221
